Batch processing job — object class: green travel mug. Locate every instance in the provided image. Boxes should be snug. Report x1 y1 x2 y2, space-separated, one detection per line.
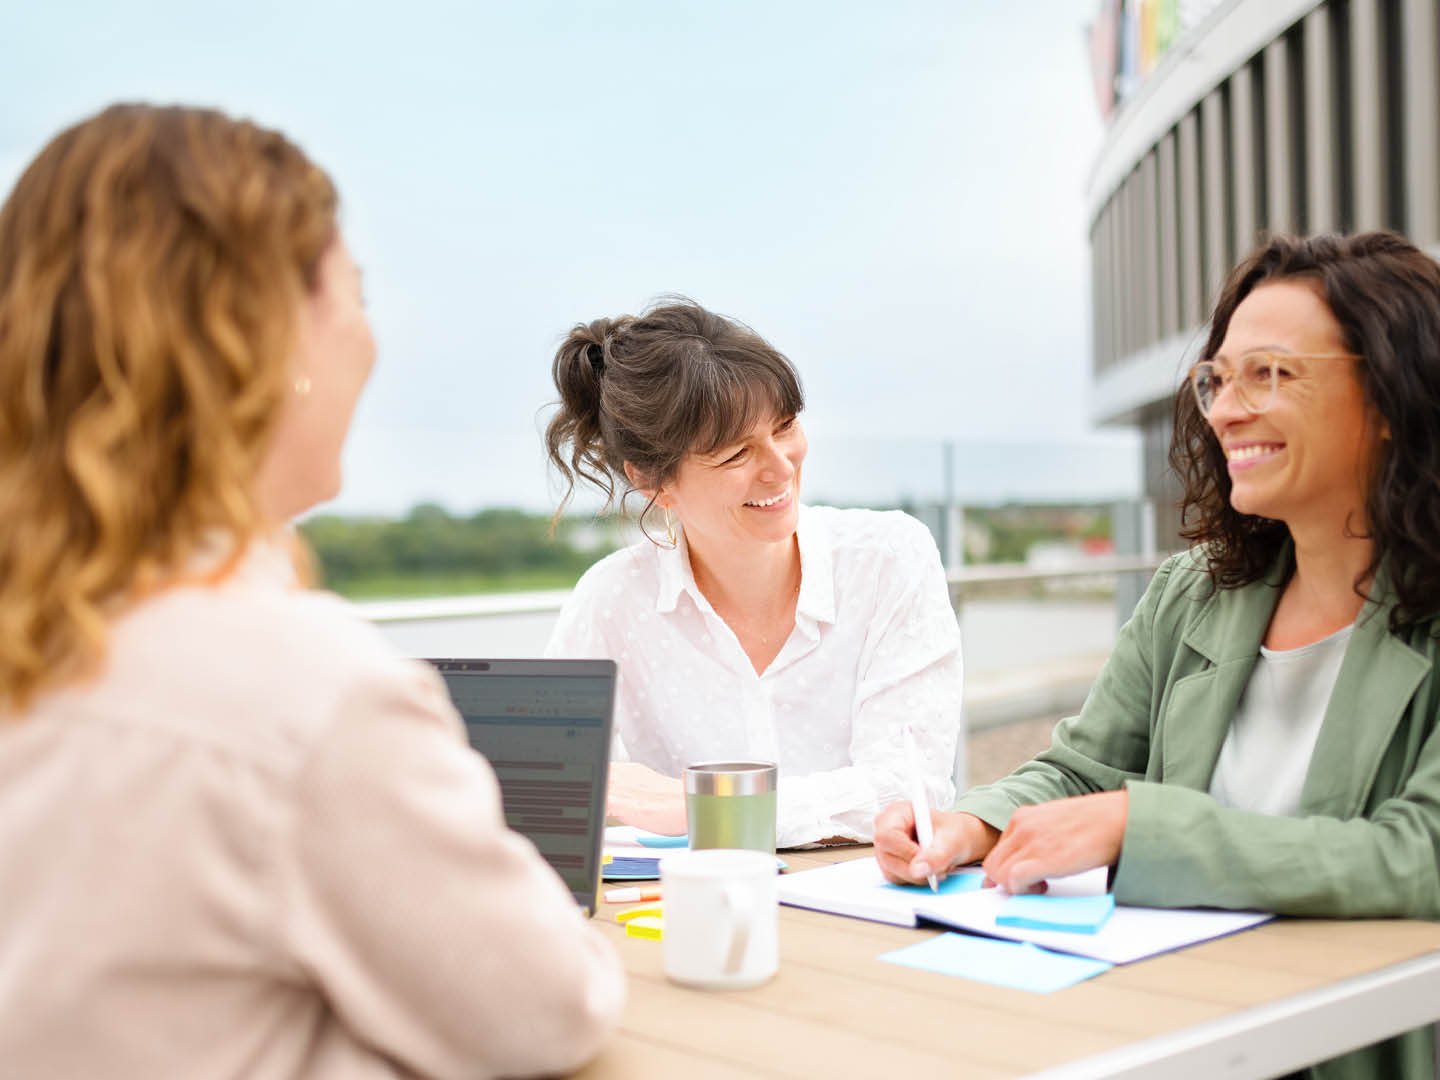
683 761 778 854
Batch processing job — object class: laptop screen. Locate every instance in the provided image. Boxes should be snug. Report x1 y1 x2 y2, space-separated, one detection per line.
427 658 615 915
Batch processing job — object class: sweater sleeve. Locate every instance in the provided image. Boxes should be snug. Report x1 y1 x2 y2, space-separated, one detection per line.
277 660 625 1079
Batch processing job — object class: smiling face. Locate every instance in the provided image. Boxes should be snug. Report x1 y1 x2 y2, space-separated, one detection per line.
657 412 808 553
1207 280 1381 535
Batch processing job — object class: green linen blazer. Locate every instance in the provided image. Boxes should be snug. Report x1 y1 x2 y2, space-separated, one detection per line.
953 549 1440 1080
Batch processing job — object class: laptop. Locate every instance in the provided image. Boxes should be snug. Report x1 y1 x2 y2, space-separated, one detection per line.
427 658 615 916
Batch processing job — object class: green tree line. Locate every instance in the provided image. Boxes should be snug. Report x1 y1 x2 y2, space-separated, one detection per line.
299 505 614 599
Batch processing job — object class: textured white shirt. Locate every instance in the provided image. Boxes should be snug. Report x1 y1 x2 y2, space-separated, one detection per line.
1209 623 1355 817
546 505 964 847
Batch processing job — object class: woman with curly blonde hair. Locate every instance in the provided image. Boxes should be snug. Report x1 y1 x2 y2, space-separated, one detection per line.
0 104 621 1079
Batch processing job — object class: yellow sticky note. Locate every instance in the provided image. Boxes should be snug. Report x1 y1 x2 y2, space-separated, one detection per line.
625 916 664 941
615 903 663 924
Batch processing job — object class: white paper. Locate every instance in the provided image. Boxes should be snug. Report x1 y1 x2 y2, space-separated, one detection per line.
603 825 679 847
778 857 1272 964
776 855 924 926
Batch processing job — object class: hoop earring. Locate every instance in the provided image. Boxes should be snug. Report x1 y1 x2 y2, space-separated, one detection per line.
663 507 677 548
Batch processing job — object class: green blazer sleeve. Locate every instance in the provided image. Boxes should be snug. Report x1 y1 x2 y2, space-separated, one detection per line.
951 557 1177 831
1116 765 1440 916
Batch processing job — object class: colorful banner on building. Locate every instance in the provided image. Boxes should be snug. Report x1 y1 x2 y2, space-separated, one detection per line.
1090 0 1219 119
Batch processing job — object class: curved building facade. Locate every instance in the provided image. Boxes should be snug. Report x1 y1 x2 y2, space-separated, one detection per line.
1088 0 1440 542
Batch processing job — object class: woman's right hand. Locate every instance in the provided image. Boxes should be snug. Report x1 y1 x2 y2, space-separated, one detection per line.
873 801 1000 885
606 762 688 836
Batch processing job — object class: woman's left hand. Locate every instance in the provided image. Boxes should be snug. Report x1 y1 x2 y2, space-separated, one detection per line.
606 762 687 836
980 790 1129 894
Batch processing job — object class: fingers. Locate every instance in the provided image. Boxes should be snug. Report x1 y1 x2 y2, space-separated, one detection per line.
982 854 1049 895
873 801 920 883
980 820 1021 887
875 805 996 886
980 792 1128 893
930 811 996 869
983 807 1050 892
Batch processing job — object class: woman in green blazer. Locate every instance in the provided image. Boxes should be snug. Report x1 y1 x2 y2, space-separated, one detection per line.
875 231 1440 1080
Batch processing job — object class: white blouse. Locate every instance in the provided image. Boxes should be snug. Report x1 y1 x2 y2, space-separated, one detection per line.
546 505 964 847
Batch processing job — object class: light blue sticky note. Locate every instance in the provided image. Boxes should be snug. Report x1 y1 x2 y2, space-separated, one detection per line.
882 869 986 897
880 933 1112 992
635 834 689 848
996 893 1116 935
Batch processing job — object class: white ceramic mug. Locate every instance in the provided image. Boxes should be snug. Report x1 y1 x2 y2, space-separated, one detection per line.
660 848 778 990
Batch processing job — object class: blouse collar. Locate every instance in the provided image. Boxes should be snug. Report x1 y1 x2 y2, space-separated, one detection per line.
652 504 836 626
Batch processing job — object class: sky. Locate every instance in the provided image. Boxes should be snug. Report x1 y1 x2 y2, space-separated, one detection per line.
0 0 1137 514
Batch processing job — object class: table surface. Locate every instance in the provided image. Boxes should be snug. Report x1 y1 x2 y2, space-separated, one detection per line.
574 846 1440 1080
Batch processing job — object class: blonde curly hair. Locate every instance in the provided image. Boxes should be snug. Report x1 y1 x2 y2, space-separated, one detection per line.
0 104 337 712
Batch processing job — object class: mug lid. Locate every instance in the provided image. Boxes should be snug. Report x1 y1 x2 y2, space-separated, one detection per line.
683 760 777 796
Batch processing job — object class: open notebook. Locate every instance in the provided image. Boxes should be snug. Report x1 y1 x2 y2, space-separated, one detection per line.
778 856 1271 965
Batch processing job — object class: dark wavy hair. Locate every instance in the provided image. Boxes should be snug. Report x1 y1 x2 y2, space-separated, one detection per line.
544 298 804 533
1170 231 1440 631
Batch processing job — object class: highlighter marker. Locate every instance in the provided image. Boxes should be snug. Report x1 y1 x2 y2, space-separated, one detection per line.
605 886 662 903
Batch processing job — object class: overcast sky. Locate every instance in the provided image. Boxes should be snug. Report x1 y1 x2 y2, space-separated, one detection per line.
1 0 1137 514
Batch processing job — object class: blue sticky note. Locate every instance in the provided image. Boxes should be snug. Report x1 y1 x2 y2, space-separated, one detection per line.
635 834 689 848
880 933 1112 992
882 869 986 897
996 893 1116 935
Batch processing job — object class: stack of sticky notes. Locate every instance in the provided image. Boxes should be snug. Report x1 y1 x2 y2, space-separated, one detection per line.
995 893 1116 935
615 903 664 940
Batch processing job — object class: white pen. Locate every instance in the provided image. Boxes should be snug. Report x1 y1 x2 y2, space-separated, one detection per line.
903 723 940 893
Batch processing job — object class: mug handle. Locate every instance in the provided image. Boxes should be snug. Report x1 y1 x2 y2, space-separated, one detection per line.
720 881 754 975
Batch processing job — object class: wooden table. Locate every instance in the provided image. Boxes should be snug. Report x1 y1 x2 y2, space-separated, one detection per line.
575 847 1440 1079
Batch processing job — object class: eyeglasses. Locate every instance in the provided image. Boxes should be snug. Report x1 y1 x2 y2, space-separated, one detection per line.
1187 352 1362 417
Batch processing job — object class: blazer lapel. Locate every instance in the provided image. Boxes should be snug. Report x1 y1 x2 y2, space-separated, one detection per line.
1300 596 1431 818
1161 567 1284 789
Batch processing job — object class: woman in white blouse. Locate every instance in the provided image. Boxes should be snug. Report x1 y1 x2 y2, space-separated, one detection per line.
0 105 621 1079
545 299 963 847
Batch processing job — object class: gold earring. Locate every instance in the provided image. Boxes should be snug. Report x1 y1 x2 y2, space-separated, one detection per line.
293 374 313 397
664 507 677 548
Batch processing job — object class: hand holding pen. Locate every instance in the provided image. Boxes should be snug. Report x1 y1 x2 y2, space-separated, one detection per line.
902 724 940 892
874 735 1002 887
